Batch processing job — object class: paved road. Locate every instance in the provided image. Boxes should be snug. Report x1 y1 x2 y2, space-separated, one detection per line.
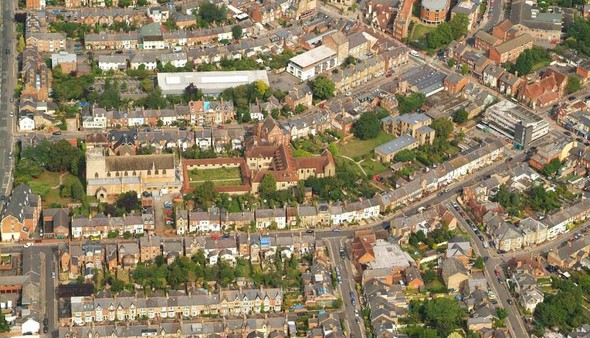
325 237 364 338
447 201 530 338
0 0 16 197
483 0 506 31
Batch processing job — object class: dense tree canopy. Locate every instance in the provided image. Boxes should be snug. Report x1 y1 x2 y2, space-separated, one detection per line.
452 108 469 124
231 25 243 40
542 158 563 177
431 118 454 139
353 111 380 140
426 14 470 49
309 75 335 101
565 18 590 56
193 181 218 208
21 140 83 174
197 2 227 27
396 92 426 114
566 75 581 94
510 47 550 75
115 191 140 213
409 298 466 337
534 279 588 331
394 149 416 162
259 174 277 200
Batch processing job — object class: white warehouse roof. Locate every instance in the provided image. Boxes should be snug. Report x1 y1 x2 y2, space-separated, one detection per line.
157 70 269 96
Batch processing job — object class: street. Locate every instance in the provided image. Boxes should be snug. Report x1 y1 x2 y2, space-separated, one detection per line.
0 0 16 197
325 237 364 338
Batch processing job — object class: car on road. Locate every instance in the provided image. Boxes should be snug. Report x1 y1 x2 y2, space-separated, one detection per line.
305 229 314 234
52 131 62 136
9 112 13 117
569 95 576 101
351 299 356 306
507 299 513 305
52 271 56 279
179 126 187 130
23 243 32 248
43 326 48 334
410 50 419 57
354 310 360 317
564 131 572 136
43 318 48 326
332 228 342 232
483 256 489 262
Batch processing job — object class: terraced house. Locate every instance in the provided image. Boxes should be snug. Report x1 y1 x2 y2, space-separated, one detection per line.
69 288 283 325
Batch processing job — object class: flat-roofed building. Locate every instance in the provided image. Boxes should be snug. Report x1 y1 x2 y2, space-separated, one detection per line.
157 70 269 96
287 45 338 80
482 99 549 146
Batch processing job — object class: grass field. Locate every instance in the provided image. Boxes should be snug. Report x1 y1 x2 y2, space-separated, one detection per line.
410 23 435 41
189 167 244 186
338 131 396 160
28 171 61 198
360 159 389 177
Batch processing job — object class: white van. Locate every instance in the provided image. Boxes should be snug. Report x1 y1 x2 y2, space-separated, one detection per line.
410 50 419 57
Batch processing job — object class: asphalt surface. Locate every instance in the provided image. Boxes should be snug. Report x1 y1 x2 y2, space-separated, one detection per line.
325 237 364 338
447 201 529 338
0 0 16 197
483 0 506 31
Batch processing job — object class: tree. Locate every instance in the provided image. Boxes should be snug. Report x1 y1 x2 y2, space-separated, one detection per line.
0 313 9 332
396 92 426 114
259 174 277 199
534 280 586 331
255 80 269 96
418 298 465 337
496 308 508 320
566 75 581 94
460 64 469 75
353 111 380 140
542 158 563 177
512 47 550 75
116 191 140 213
194 181 218 208
447 59 456 67
231 25 243 40
452 108 469 124
431 118 454 139
422 269 438 283
197 2 227 27
309 75 335 101
17 35 25 54
394 149 416 162
163 17 178 30
183 82 203 102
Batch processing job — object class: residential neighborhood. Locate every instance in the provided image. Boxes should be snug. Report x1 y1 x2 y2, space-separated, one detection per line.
1 0 590 337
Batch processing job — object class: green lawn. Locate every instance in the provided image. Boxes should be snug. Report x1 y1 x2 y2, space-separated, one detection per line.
190 167 242 181
360 159 389 177
532 59 551 72
28 171 62 198
338 131 395 160
411 23 436 41
189 167 244 187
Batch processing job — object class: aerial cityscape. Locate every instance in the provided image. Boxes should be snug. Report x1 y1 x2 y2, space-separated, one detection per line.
0 0 589 337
